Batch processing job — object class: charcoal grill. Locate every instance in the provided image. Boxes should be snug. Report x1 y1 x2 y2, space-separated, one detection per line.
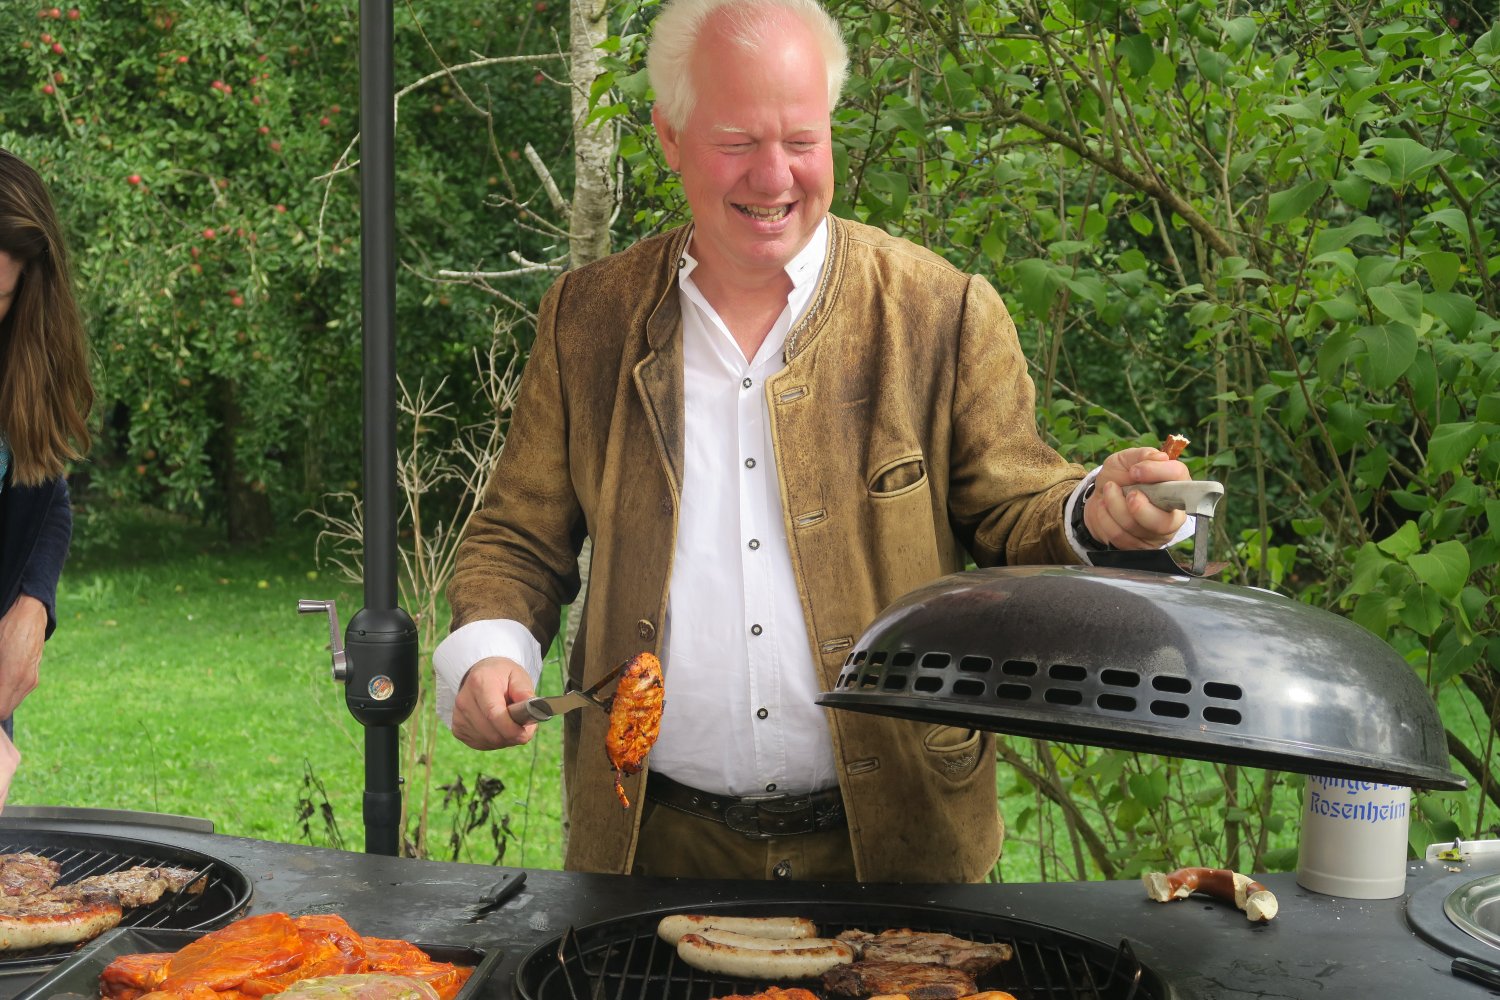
0 829 251 972
514 901 1166 1000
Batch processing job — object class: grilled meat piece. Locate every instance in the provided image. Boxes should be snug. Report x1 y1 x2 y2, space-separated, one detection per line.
0 853 61 896
73 866 208 908
836 929 1013 976
101 950 174 999
605 651 664 808
823 960 977 999
0 887 123 951
713 988 820 1000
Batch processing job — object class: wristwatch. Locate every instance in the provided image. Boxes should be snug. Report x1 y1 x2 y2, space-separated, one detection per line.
1071 481 1110 550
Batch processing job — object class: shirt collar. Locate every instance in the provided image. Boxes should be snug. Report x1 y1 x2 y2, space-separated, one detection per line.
679 216 829 293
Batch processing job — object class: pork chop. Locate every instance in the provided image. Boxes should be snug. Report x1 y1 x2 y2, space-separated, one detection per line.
822 960 977 999
836 928 1013 976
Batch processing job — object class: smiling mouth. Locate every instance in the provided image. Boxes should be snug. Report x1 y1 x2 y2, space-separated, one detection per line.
736 203 791 222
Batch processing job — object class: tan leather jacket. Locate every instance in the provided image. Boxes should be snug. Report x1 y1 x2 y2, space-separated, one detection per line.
448 215 1086 881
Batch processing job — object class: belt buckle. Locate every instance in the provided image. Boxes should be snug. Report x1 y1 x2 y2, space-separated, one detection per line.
724 803 775 840
758 797 816 837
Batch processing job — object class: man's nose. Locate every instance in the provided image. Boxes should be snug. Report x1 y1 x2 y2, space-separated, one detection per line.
748 144 793 191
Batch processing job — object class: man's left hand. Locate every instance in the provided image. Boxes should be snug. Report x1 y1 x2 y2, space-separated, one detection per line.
1084 446 1191 550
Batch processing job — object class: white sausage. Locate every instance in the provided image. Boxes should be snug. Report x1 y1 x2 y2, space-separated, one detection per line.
683 927 848 951
676 933 854 979
656 913 819 946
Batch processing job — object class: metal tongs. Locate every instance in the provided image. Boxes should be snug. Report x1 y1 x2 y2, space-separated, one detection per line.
507 659 628 724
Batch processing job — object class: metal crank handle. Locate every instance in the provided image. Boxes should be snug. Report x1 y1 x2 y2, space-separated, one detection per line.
297 598 349 681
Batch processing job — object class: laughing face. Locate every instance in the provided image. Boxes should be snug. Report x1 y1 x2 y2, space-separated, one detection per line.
654 8 834 291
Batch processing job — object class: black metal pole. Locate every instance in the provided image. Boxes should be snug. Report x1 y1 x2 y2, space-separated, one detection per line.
348 0 417 857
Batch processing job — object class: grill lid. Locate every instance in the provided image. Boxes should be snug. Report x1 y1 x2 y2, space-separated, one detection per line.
817 563 1464 790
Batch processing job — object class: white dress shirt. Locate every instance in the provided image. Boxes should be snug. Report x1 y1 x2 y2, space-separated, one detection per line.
432 218 1151 797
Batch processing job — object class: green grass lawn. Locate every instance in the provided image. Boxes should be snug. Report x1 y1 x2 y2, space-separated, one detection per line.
11 507 567 869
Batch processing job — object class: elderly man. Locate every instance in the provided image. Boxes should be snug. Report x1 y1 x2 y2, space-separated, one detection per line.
433 0 1188 882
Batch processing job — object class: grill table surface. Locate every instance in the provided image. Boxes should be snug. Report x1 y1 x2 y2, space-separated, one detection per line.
0 815 1490 1000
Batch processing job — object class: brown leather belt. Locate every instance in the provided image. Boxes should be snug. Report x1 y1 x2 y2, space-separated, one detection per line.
645 771 846 840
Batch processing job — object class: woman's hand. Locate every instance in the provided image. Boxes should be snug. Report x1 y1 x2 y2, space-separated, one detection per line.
0 595 45 720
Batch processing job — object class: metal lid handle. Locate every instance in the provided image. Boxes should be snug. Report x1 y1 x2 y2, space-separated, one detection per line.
1125 480 1225 575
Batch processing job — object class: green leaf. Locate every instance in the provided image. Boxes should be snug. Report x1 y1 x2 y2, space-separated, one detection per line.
1397 580 1444 636
1426 422 1481 475
1370 136 1454 186
1331 172 1372 209
1128 211 1154 236
1367 282 1423 326
1224 16 1259 51
1376 521 1422 560
1354 322 1418 389
1408 540 1470 601
1198 49 1232 84
1351 592 1400 634
1420 207 1469 239
1426 292 1477 336
1266 179 1328 224
1420 251 1461 293
1116 33 1156 77
1013 257 1061 317
1343 541 1393 598
1127 769 1168 810
1312 217 1386 255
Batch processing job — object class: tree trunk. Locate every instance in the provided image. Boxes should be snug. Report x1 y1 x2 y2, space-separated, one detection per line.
567 0 615 270
559 0 619 860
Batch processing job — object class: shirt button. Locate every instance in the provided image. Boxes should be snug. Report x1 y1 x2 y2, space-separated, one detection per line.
748 539 760 550
751 624 763 636
677 258 685 269
636 619 655 641
742 377 753 389
773 860 793 880
766 782 777 792
745 458 757 469
757 707 769 719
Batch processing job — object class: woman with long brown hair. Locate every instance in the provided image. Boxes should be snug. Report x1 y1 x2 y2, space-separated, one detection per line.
0 148 94 808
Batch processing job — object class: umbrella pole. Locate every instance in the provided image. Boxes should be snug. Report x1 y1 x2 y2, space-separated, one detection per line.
351 0 417 857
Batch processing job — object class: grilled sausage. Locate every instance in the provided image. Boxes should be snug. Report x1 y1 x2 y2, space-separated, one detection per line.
657 914 819 946
677 932 854 979
1142 867 1278 922
686 927 848 951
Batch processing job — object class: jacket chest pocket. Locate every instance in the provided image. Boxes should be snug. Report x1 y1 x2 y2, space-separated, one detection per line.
869 454 927 498
921 725 984 784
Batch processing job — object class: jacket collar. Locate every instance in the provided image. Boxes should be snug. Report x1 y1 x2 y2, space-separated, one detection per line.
644 217 845 363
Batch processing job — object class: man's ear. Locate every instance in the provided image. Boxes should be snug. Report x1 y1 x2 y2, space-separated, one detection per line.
652 106 681 171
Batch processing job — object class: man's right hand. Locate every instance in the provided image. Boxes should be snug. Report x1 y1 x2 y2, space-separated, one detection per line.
451 657 539 750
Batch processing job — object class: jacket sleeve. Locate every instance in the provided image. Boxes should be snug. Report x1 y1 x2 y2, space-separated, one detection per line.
445 275 586 651
18 477 72 639
948 274 1085 567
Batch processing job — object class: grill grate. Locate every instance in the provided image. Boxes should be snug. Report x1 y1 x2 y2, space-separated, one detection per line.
514 902 1163 1000
0 830 252 972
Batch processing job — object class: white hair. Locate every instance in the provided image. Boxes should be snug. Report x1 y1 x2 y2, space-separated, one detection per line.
646 0 849 131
